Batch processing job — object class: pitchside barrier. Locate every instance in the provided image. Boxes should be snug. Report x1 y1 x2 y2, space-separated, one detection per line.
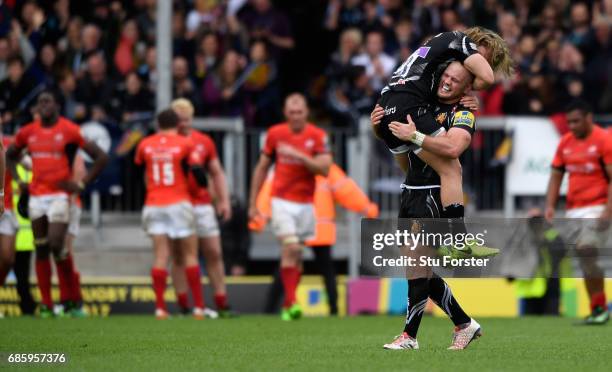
2 277 610 318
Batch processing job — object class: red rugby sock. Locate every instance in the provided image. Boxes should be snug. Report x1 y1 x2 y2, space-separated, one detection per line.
36 258 53 308
151 268 168 311
186 266 204 309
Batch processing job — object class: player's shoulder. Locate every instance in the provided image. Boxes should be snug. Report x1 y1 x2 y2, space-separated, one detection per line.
428 30 466 43
190 129 214 144
592 125 612 147
18 120 40 134
267 122 289 134
138 133 155 147
305 123 327 137
58 116 80 130
451 109 476 128
557 131 575 148
592 124 609 139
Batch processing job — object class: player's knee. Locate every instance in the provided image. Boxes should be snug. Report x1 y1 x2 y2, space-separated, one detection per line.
172 252 185 267
281 243 301 261
34 238 50 259
434 159 462 180
206 246 223 263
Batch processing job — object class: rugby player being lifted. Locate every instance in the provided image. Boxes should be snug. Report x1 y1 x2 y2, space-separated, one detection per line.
373 28 513 258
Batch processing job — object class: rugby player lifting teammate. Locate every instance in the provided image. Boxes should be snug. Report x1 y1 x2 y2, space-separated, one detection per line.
545 100 612 325
249 93 332 321
375 28 512 257
135 109 210 320
6 91 108 318
373 61 485 350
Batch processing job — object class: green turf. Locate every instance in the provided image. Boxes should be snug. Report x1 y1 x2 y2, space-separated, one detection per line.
1 315 611 371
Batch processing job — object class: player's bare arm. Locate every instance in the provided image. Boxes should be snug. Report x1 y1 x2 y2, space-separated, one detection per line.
57 141 108 193
277 143 332 176
6 143 27 192
248 153 273 219
370 104 385 140
463 52 494 90
207 157 232 222
544 168 564 221
389 115 471 159
597 164 612 229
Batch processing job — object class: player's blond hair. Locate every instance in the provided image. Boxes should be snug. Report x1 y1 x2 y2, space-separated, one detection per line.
464 27 514 78
171 98 195 118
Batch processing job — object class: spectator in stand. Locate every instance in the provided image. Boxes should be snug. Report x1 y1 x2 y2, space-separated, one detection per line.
324 0 366 32
68 23 103 78
351 30 395 92
201 50 246 117
243 40 280 126
594 0 612 25
136 0 157 45
361 0 386 34
326 64 375 131
192 32 221 88
474 0 500 32
116 71 154 123
20 1 44 50
138 45 157 91
498 12 522 52
234 0 294 57
57 70 83 121
114 19 141 77
172 56 200 107
40 0 70 45
554 42 587 108
0 56 37 129
534 5 564 51
567 2 599 61
186 0 225 39
503 71 557 115
172 10 193 59
29 43 63 86
75 52 116 120
387 17 415 61
412 0 443 39
58 17 82 66
440 8 466 32
0 21 35 82
326 28 363 89
516 33 539 74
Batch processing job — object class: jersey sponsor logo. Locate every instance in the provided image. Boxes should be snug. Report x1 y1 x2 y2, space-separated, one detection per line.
435 112 447 124
452 111 474 128
416 46 430 58
567 163 597 174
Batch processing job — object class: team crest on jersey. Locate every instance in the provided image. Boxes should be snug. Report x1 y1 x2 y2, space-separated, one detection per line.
54 133 64 142
305 139 314 148
452 111 475 128
435 112 447 124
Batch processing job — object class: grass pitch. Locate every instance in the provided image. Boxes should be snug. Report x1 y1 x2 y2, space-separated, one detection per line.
2 315 611 371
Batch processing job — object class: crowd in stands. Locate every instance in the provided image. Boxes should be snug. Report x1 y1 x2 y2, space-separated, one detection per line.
1 0 611 133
